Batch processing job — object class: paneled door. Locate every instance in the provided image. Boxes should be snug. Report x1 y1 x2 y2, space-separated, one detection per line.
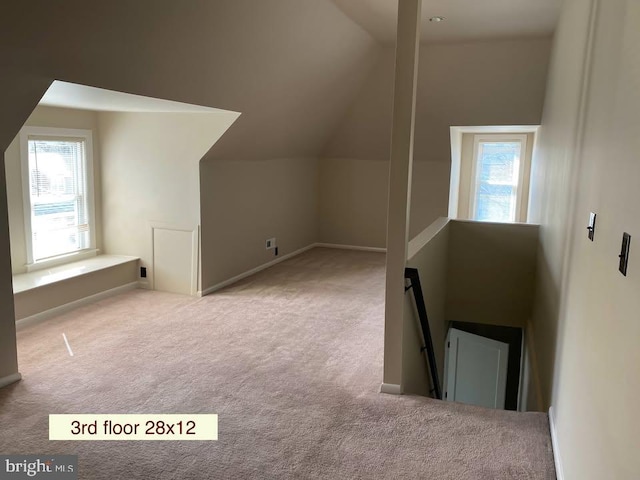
444 328 509 409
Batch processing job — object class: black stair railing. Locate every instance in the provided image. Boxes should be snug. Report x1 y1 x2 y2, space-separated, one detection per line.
404 267 442 400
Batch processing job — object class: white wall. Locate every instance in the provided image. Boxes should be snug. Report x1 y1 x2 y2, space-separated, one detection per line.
99 111 238 292
4 106 102 274
529 0 640 477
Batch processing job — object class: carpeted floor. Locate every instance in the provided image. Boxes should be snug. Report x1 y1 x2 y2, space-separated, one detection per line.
0 248 555 479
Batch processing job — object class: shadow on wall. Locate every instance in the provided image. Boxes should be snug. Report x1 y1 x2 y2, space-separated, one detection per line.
529 244 562 410
401 218 541 408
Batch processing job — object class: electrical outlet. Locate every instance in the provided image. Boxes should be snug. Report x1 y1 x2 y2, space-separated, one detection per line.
266 238 276 250
140 266 147 278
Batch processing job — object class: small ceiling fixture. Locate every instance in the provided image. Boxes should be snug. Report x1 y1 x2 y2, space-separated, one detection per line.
429 16 445 22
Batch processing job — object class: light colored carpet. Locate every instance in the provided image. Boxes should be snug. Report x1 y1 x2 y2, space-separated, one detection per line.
0 248 555 479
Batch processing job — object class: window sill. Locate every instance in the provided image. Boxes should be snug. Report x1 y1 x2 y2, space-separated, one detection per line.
25 249 99 273
13 254 139 294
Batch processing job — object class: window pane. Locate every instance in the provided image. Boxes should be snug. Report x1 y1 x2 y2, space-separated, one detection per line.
28 138 89 261
474 141 521 223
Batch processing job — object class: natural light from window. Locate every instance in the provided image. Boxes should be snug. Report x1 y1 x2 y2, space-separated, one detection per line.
24 133 92 262
472 141 522 223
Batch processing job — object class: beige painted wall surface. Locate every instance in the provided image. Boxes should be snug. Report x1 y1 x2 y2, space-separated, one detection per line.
0 161 18 380
200 158 318 290
325 38 552 162
530 0 640 477
403 218 538 398
0 1 378 161
319 158 389 248
319 158 449 248
409 161 451 237
527 0 596 411
4 106 102 274
99 111 237 292
403 219 450 396
0 0 376 383
445 221 538 329
321 37 550 249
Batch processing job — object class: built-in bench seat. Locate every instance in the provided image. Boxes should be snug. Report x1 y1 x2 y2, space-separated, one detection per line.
13 255 139 326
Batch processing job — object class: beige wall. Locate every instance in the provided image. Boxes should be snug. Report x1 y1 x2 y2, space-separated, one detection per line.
200 158 319 290
0 158 18 380
99 111 237 292
319 158 388 248
410 162 452 237
403 218 450 396
325 38 551 162
446 221 538 329
529 0 640 477
319 158 450 248
321 38 551 248
527 0 597 409
402 219 538 396
4 106 103 274
0 0 376 384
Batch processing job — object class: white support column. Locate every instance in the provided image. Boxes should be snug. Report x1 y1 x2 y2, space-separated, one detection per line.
383 0 422 391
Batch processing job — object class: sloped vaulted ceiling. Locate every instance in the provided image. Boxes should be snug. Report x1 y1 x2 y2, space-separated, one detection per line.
0 0 379 160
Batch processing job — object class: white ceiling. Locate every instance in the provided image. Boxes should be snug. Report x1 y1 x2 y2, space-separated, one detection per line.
331 0 562 45
40 81 236 114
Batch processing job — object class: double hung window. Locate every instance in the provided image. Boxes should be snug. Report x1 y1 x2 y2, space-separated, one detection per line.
20 127 95 267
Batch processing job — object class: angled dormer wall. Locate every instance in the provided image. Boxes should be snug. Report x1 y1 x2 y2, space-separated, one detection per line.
319 38 552 248
0 0 379 382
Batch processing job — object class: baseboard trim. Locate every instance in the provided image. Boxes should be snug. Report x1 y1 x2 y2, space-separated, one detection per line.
201 242 387 296
314 243 386 253
16 282 139 330
0 373 22 389
380 383 402 395
549 406 564 480
201 244 317 296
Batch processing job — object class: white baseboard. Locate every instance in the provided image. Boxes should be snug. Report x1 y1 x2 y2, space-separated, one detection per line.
201 242 387 296
380 383 402 395
16 282 139 330
314 243 386 253
549 406 564 480
201 244 317 296
0 372 22 389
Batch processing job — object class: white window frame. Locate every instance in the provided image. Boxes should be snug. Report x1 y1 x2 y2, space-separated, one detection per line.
468 134 528 223
19 126 97 271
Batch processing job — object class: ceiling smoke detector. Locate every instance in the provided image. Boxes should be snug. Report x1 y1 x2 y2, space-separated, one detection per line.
429 16 445 23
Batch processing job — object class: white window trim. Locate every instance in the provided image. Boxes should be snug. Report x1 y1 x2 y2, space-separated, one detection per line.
468 133 528 223
19 126 97 272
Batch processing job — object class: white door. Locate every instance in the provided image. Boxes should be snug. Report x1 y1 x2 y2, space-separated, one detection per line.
444 328 509 409
152 226 197 295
